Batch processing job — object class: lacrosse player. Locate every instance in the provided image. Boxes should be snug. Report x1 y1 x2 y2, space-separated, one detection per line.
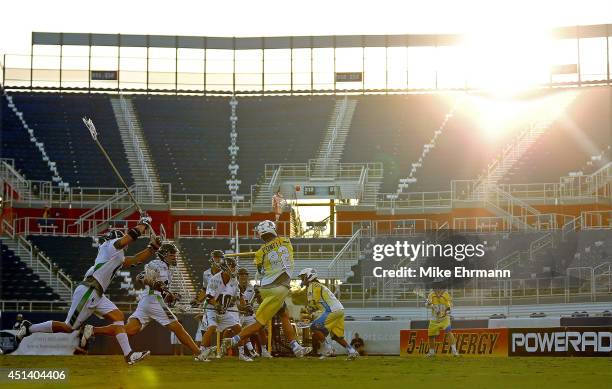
298 268 359 360
237 267 272 358
224 220 311 358
200 257 251 361
17 217 157 365
425 285 459 357
81 242 209 362
191 250 224 348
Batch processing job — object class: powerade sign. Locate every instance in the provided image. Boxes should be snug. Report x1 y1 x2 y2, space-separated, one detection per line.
509 327 612 357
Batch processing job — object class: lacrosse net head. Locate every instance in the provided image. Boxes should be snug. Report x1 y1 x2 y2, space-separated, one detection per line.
82 117 98 140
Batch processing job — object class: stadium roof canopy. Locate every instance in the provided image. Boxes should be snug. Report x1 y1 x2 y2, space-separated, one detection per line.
32 25 612 49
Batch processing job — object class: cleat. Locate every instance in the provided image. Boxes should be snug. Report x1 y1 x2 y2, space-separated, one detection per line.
425 350 435 358
319 344 333 359
347 350 360 360
261 348 273 358
293 345 312 358
16 320 32 342
126 350 150 365
194 351 210 362
239 353 253 362
80 324 94 348
249 350 260 358
200 346 215 360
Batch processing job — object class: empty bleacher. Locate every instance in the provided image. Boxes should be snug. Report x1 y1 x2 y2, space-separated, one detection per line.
1 95 52 181
504 87 612 183
6 92 133 188
0 242 61 301
28 235 150 302
133 95 333 194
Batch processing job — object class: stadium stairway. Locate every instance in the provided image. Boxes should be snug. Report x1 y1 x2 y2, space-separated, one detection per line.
110 96 166 202
311 96 358 178
0 241 62 301
1 236 71 301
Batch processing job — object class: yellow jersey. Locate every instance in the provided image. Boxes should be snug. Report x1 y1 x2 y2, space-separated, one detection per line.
254 236 294 286
307 281 343 315
426 290 452 321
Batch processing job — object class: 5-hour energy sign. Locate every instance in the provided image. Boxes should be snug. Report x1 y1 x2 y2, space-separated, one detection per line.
400 328 612 357
400 329 508 357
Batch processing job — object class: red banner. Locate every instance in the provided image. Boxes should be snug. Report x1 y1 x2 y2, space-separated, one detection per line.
400 328 508 357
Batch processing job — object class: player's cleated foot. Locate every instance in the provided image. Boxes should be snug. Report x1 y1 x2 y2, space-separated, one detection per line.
80 324 94 348
347 350 360 360
452 351 460 357
261 348 273 358
199 346 215 360
239 353 253 362
194 351 211 362
293 345 312 358
249 350 260 358
319 345 333 360
425 350 435 358
125 350 150 365
16 320 32 341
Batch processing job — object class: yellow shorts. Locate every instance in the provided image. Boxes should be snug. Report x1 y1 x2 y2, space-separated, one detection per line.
428 316 452 337
324 310 345 338
255 285 289 325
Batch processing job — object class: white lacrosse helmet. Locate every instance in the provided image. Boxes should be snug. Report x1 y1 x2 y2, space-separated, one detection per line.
255 220 277 237
298 268 317 285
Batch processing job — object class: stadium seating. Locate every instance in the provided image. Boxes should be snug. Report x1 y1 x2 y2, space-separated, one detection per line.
27 235 149 302
179 238 233 285
504 88 612 183
133 95 333 194
6 92 133 188
0 242 61 301
1 95 52 181
344 94 516 192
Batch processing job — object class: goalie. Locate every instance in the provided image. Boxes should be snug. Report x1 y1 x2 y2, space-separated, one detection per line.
298 268 359 360
425 284 459 357
81 242 209 362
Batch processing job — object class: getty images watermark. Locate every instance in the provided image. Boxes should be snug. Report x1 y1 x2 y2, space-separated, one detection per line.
368 234 511 280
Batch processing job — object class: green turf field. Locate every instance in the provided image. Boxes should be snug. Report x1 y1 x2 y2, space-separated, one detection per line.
1 355 611 389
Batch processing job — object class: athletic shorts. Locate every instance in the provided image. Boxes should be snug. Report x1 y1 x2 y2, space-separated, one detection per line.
195 320 205 342
206 309 240 332
240 314 257 328
65 284 118 330
255 285 290 325
311 310 345 338
129 293 177 328
428 316 452 337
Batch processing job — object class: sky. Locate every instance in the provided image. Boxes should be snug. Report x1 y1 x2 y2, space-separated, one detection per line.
1 0 611 56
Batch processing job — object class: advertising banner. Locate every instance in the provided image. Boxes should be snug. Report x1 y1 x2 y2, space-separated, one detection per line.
508 327 612 357
400 328 508 357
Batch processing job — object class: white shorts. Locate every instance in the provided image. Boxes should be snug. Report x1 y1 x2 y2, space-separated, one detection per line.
65 284 118 330
129 293 177 328
240 314 257 328
195 320 205 342
206 309 240 332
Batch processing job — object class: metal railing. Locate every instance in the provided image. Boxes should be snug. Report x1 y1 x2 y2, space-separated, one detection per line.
12 217 135 237
339 271 612 308
117 94 158 199
2 218 73 296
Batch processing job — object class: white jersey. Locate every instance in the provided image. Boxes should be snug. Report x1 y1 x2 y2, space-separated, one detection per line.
142 259 173 296
84 238 125 292
206 272 240 311
202 268 219 289
240 284 257 307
